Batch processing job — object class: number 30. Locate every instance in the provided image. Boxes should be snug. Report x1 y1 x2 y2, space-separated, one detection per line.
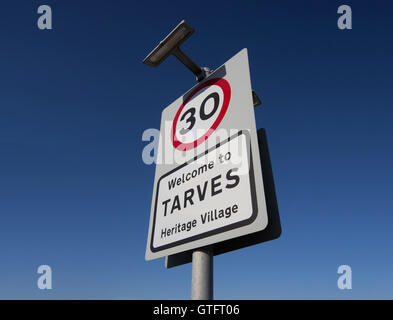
178 92 220 135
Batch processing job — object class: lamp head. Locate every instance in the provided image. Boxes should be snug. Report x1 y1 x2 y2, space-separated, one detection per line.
143 20 194 67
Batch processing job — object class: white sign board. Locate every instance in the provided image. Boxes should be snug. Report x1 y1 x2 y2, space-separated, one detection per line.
152 130 256 252
145 49 269 260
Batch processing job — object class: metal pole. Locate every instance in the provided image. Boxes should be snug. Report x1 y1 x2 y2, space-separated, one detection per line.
191 246 213 300
189 65 214 300
172 47 204 81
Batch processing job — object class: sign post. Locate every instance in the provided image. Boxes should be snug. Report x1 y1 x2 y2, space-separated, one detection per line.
191 246 213 300
142 21 280 300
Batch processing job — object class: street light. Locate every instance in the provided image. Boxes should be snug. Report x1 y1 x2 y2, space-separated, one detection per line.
143 20 261 106
142 20 208 82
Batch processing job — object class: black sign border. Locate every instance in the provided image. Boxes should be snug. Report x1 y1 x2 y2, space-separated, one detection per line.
150 130 258 253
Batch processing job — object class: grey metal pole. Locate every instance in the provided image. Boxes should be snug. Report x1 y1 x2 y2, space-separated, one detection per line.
191 246 213 300
190 66 214 300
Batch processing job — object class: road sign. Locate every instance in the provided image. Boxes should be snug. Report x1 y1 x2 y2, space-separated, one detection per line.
171 78 231 151
145 48 270 260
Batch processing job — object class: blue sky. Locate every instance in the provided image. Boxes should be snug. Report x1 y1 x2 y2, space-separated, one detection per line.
0 0 392 299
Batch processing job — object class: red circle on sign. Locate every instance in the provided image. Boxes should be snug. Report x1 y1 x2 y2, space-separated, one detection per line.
171 78 231 151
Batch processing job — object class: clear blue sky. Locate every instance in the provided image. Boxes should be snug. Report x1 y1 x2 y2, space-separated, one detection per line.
0 0 392 299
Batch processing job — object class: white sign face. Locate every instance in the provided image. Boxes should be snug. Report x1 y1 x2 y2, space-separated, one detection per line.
151 131 255 252
146 49 269 260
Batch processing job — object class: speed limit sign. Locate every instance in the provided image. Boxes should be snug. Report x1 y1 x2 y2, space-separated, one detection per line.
172 78 231 150
145 49 270 260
